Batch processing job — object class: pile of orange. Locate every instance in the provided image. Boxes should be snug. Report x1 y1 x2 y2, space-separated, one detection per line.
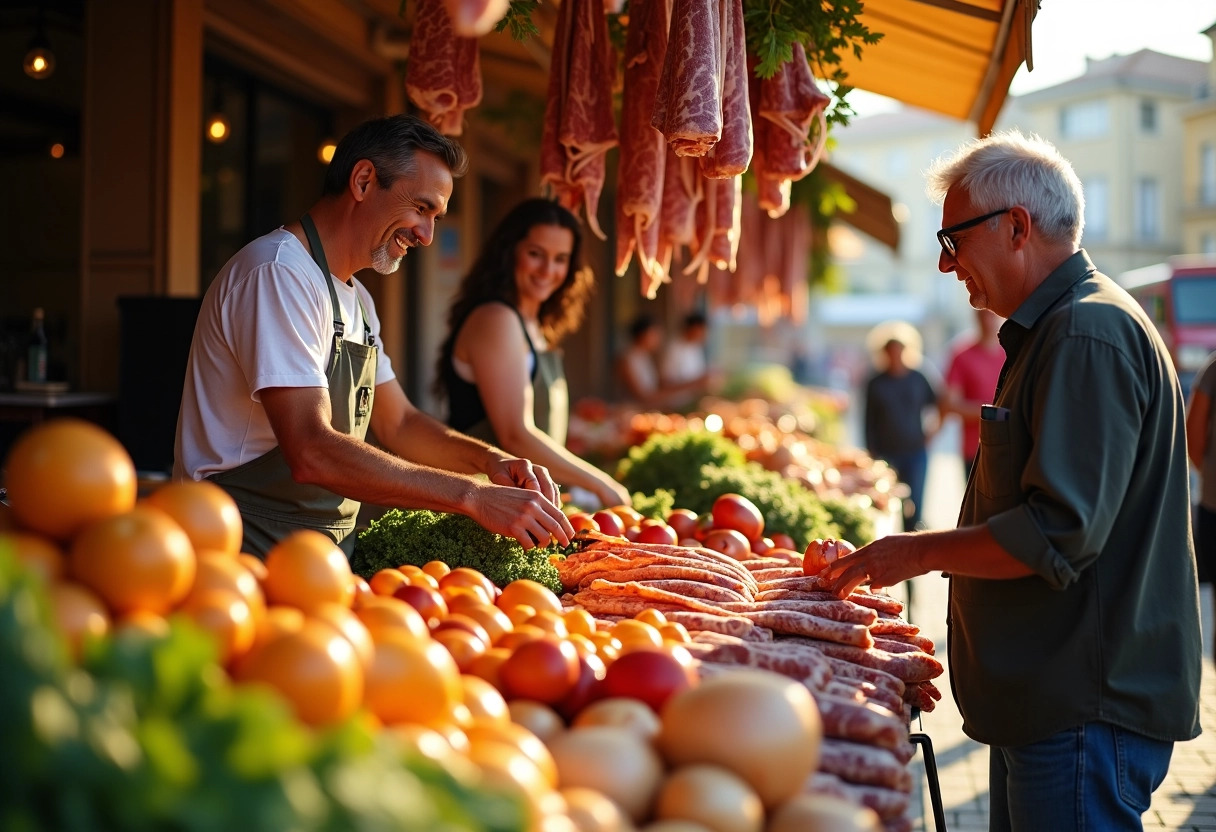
0 418 713 830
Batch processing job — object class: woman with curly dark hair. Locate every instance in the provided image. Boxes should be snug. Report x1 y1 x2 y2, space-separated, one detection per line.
435 198 630 509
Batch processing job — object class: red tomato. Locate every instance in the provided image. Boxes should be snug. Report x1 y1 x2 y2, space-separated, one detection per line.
770 532 797 551
568 513 600 533
392 584 448 625
558 652 608 720
665 508 700 540
693 513 716 542
711 493 765 542
430 613 491 647
636 521 678 546
623 525 642 542
599 648 697 712
750 536 774 556
499 637 581 704
701 528 753 562
591 510 626 537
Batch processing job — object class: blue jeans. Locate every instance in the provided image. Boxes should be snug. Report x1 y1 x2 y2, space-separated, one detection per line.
989 722 1173 832
883 449 928 531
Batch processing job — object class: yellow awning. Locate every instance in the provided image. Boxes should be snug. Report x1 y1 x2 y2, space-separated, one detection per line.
832 0 1037 135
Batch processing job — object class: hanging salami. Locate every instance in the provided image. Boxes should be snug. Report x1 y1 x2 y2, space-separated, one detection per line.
404 0 482 137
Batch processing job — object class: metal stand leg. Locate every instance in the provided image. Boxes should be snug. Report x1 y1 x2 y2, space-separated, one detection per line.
910 732 947 832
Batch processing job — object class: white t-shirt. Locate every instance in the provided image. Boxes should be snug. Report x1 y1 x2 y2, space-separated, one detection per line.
661 339 706 385
174 228 396 480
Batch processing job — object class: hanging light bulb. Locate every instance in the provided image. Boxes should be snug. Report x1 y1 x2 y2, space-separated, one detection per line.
317 138 337 163
49 142 65 159
23 4 55 80
206 113 231 143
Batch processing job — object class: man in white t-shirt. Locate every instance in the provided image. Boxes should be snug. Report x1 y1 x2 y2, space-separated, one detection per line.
174 114 573 556
660 312 709 386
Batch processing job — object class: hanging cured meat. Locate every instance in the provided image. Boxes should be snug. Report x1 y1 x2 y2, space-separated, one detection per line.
697 0 751 179
540 0 619 239
442 0 509 37
650 0 721 157
686 175 741 282
615 0 673 297
404 0 482 136
753 44 830 217
729 193 811 324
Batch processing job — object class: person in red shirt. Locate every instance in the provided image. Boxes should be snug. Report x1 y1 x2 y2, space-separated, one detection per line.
940 308 1005 475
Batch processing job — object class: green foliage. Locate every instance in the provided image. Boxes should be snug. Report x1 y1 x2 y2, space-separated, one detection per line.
353 509 564 594
631 488 676 521
0 546 525 832
616 430 747 497
743 0 883 128
494 0 541 41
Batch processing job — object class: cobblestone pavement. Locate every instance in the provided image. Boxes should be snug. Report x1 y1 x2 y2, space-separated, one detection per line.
898 444 1216 832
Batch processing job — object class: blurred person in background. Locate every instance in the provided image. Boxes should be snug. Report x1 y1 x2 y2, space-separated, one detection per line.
616 313 709 410
1187 349 1216 662
940 308 1006 477
863 320 939 532
434 198 630 511
660 311 710 386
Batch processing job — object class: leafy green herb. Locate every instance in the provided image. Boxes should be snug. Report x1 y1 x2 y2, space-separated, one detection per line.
615 430 747 498
353 509 564 593
495 0 541 41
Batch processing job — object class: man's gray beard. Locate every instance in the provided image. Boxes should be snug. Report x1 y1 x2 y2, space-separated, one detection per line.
371 243 402 275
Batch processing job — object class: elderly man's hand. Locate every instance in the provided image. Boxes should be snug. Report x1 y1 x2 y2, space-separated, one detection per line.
822 533 927 599
486 455 563 507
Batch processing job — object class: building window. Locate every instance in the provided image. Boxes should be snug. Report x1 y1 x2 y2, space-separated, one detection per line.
1201 143 1216 206
1139 100 1157 133
1083 177 1109 241
1059 100 1109 140
1135 178 1160 241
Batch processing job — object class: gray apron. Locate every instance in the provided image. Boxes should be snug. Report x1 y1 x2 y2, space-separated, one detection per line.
210 214 377 558
463 314 569 447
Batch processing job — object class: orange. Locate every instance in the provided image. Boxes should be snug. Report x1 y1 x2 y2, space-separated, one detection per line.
262 530 354 612
50 582 110 657
464 719 559 788
497 580 562 615
498 624 547 651
453 602 513 645
236 620 363 725
660 622 691 644
238 553 269 583
634 608 667 628
525 611 569 638
467 647 511 691
369 568 410 597
441 584 492 608
310 602 375 670
562 608 597 638
252 605 306 650
407 571 441 591
504 603 538 627
432 627 487 671
440 567 497 599
69 506 196 616
1 531 65 582
180 589 255 665
461 674 509 723
142 481 243 557
610 619 663 650
4 419 137 541
350 576 373 610
116 609 170 639
567 633 598 659
363 630 463 725
421 560 451 580
465 739 550 824
355 596 430 642
186 552 266 623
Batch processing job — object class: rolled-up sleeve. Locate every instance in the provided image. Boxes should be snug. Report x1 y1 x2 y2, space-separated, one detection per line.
988 335 1145 590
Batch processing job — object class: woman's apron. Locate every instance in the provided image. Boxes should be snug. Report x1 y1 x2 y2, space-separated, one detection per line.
210 214 377 558
462 310 569 447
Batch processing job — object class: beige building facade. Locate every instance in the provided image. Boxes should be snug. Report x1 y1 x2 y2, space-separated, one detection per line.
1182 23 1216 255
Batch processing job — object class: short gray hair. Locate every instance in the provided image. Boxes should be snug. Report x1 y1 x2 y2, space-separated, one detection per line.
926 130 1085 247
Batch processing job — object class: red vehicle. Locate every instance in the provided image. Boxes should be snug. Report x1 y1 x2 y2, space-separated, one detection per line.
1119 255 1216 394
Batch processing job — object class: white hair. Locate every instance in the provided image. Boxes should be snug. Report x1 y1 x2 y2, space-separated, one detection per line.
925 129 1085 247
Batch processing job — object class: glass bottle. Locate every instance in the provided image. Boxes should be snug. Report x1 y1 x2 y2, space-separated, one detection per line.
27 308 48 385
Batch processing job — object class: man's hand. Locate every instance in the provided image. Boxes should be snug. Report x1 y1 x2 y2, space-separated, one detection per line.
487 456 563 508
822 533 928 598
468 481 574 549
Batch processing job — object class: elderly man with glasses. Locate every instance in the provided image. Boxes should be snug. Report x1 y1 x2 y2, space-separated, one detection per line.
825 129 1201 831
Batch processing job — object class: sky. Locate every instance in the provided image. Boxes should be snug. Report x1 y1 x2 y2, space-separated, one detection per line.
850 0 1216 117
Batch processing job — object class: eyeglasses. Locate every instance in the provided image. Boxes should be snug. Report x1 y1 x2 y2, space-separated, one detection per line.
936 208 1011 257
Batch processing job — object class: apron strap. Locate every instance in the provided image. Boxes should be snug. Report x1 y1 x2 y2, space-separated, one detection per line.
300 213 375 347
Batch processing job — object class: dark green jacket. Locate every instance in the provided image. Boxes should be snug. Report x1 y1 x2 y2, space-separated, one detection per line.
952 250 1202 747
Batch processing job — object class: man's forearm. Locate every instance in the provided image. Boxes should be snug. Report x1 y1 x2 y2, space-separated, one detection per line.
379 407 502 476
912 524 1037 579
